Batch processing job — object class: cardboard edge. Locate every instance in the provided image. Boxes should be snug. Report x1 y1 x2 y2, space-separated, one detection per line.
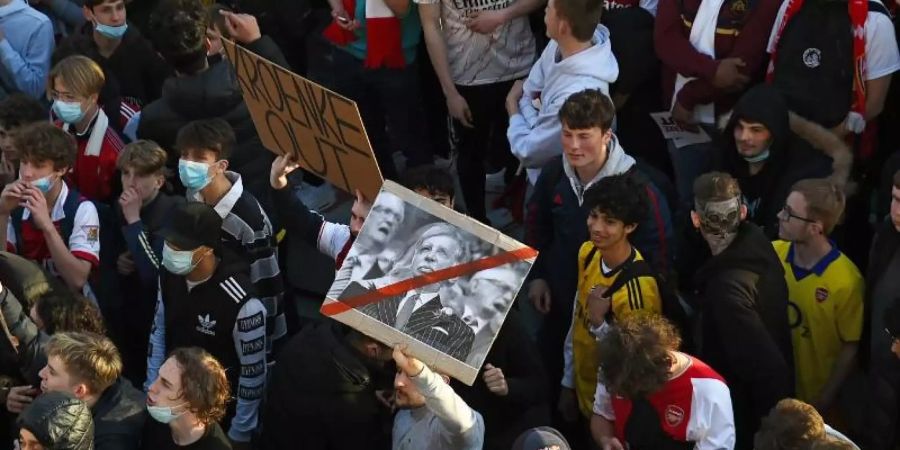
323 297 479 385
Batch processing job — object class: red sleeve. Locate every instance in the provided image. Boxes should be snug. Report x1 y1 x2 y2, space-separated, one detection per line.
671 0 781 109
676 78 717 109
720 0 782 81
71 250 100 268
654 0 719 81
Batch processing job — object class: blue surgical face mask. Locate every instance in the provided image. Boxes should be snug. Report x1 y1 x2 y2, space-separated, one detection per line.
178 159 213 191
32 175 55 193
52 100 84 125
146 402 187 424
162 243 205 275
742 149 770 163
95 22 128 39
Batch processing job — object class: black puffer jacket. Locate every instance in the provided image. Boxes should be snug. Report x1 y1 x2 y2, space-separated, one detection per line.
137 37 288 211
18 391 94 450
692 222 793 449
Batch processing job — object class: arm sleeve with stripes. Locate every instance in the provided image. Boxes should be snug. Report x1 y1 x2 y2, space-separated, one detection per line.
229 298 267 442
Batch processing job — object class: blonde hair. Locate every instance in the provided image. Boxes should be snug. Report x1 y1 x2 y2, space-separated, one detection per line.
48 55 105 98
754 399 826 450
117 140 169 176
46 332 122 395
791 178 846 234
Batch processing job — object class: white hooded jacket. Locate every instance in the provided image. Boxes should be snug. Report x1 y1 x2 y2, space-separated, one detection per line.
508 25 619 183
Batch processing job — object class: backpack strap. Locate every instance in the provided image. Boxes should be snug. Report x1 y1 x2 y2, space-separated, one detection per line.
868 0 891 17
10 208 24 252
583 247 599 271
59 190 84 244
605 259 654 296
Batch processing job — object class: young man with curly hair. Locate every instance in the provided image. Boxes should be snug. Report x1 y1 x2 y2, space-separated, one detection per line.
0 123 100 296
143 347 232 450
591 315 735 449
559 173 664 426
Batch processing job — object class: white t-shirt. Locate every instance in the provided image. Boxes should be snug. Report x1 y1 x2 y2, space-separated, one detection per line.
415 0 536 86
767 0 900 80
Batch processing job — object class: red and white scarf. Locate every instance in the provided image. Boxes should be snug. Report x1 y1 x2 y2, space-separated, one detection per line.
323 0 406 69
767 0 869 132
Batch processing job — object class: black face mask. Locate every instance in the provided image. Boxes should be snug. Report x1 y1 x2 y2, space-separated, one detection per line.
207 53 223 66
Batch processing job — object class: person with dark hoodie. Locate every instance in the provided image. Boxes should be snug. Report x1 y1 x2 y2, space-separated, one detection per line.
52 0 171 108
260 322 394 449
138 0 287 209
862 169 900 450
714 85 853 238
17 391 94 450
689 171 793 450
654 0 781 206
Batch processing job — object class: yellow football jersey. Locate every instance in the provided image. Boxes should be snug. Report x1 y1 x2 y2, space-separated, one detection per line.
772 240 864 402
572 242 662 416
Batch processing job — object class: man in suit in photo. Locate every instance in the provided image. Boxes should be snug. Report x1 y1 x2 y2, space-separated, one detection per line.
341 223 476 362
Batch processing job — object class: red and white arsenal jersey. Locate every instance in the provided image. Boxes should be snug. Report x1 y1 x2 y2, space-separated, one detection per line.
593 353 735 449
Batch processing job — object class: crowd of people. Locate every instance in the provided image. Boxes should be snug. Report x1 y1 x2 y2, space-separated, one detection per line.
0 0 899 447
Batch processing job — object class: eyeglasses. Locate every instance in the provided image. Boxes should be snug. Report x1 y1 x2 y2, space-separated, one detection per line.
49 89 82 103
779 205 816 223
885 328 900 343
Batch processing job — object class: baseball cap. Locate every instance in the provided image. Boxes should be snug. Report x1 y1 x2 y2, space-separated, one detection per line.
159 202 223 251
512 427 571 450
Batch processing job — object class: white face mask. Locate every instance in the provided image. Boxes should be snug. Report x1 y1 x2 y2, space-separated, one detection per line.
147 402 188 424
162 243 208 275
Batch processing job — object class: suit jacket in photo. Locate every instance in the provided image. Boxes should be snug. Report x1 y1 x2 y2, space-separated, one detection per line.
342 281 475 362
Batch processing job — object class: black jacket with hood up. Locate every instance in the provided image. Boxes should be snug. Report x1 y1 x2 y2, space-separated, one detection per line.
137 37 288 212
715 85 852 238
692 221 793 449
260 321 393 450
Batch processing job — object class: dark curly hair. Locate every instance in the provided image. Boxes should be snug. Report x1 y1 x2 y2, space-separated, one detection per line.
597 314 681 398
14 122 77 171
149 0 209 75
169 347 230 425
558 89 615 131
583 173 648 227
0 94 46 131
35 292 106 336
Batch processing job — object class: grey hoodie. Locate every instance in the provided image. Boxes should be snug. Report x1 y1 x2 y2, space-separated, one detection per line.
560 134 636 205
508 25 620 183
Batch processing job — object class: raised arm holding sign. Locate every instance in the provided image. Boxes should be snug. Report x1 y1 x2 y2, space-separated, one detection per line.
221 39 384 200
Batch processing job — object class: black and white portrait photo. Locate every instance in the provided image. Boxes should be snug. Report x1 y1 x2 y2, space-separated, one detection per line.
323 181 535 384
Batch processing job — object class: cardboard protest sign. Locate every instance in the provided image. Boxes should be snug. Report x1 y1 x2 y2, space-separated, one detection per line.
650 112 712 149
222 39 383 200
321 181 536 385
